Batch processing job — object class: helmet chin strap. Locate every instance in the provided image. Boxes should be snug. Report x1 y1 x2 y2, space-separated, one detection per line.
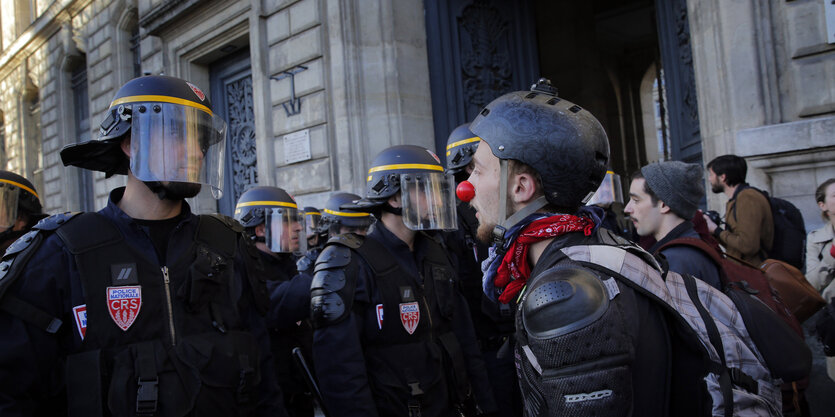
491 159 549 252
143 181 170 200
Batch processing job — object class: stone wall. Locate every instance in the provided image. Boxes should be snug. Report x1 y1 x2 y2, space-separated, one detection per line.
688 0 835 231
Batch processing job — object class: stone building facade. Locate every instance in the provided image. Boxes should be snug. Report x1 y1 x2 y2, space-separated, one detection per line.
0 0 833 231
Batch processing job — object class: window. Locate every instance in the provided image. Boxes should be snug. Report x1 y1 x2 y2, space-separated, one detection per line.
71 60 94 211
130 25 141 78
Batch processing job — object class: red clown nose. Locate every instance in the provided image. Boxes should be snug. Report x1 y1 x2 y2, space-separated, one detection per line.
830 242 835 259
456 181 475 202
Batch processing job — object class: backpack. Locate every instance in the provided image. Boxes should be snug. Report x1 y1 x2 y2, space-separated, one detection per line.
732 187 806 270
657 237 803 334
559 242 811 417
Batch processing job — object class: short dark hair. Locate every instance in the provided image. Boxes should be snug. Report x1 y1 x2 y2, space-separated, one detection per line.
630 170 660 206
707 155 747 187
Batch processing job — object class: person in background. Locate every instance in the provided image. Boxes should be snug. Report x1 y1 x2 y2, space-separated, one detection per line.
808 178 835 383
0 170 46 253
703 154 773 265
236 186 314 417
625 161 722 290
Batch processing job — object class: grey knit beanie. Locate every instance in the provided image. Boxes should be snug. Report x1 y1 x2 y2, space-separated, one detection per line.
641 161 704 219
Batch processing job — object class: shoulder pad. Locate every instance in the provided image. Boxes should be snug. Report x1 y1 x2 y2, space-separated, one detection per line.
314 244 353 273
204 213 245 233
4 229 41 259
326 233 364 249
522 265 608 338
310 258 357 328
33 212 82 232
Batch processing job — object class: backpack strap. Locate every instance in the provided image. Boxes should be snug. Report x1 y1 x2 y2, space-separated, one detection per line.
0 212 85 334
680 272 734 417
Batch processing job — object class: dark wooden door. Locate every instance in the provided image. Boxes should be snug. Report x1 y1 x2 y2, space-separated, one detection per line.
655 0 702 165
210 51 257 216
425 0 540 161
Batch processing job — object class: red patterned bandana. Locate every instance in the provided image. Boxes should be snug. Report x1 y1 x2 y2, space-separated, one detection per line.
494 214 595 304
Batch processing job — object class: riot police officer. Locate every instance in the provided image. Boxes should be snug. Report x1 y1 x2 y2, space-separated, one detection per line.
0 75 285 416
319 192 375 238
310 145 497 417
0 170 46 252
236 186 314 417
444 124 520 417
296 207 326 275
463 79 669 416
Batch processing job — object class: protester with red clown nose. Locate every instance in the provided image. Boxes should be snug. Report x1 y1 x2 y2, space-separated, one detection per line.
465 78 674 416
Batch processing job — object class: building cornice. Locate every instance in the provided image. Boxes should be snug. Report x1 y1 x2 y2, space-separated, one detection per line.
139 0 203 36
0 0 93 84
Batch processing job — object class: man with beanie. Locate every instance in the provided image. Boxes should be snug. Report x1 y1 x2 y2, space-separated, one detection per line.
625 161 722 289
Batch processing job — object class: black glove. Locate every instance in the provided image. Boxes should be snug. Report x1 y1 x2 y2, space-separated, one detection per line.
816 299 835 356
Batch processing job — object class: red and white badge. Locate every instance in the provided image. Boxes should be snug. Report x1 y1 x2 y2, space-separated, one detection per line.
186 82 206 102
376 304 384 330
399 302 420 335
72 304 87 340
107 286 142 331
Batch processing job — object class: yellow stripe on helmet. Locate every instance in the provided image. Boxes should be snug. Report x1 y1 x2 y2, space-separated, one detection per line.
368 163 444 174
323 208 372 218
110 95 213 116
235 200 298 209
446 136 481 151
0 178 39 199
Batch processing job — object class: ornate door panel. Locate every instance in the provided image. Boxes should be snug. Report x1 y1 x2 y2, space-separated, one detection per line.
210 51 257 216
425 0 540 160
655 0 702 165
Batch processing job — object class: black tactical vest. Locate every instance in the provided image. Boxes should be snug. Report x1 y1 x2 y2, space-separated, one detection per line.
58 213 264 417
353 234 470 417
513 229 669 417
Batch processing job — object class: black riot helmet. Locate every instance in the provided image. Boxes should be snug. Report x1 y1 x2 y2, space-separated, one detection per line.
302 206 324 239
470 78 610 208
0 170 43 228
321 192 376 237
235 186 306 254
445 123 481 177
350 144 457 231
60 75 228 198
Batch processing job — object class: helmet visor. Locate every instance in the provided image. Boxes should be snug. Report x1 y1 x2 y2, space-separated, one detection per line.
323 209 376 238
304 212 321 237
587 171 623 206
129 102 227 198
400 172 458 231
265 207 307 254
0 185 19 228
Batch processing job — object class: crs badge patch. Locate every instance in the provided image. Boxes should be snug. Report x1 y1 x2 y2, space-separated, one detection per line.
72 304 87 340
399 302 420 335
107 286 142 331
